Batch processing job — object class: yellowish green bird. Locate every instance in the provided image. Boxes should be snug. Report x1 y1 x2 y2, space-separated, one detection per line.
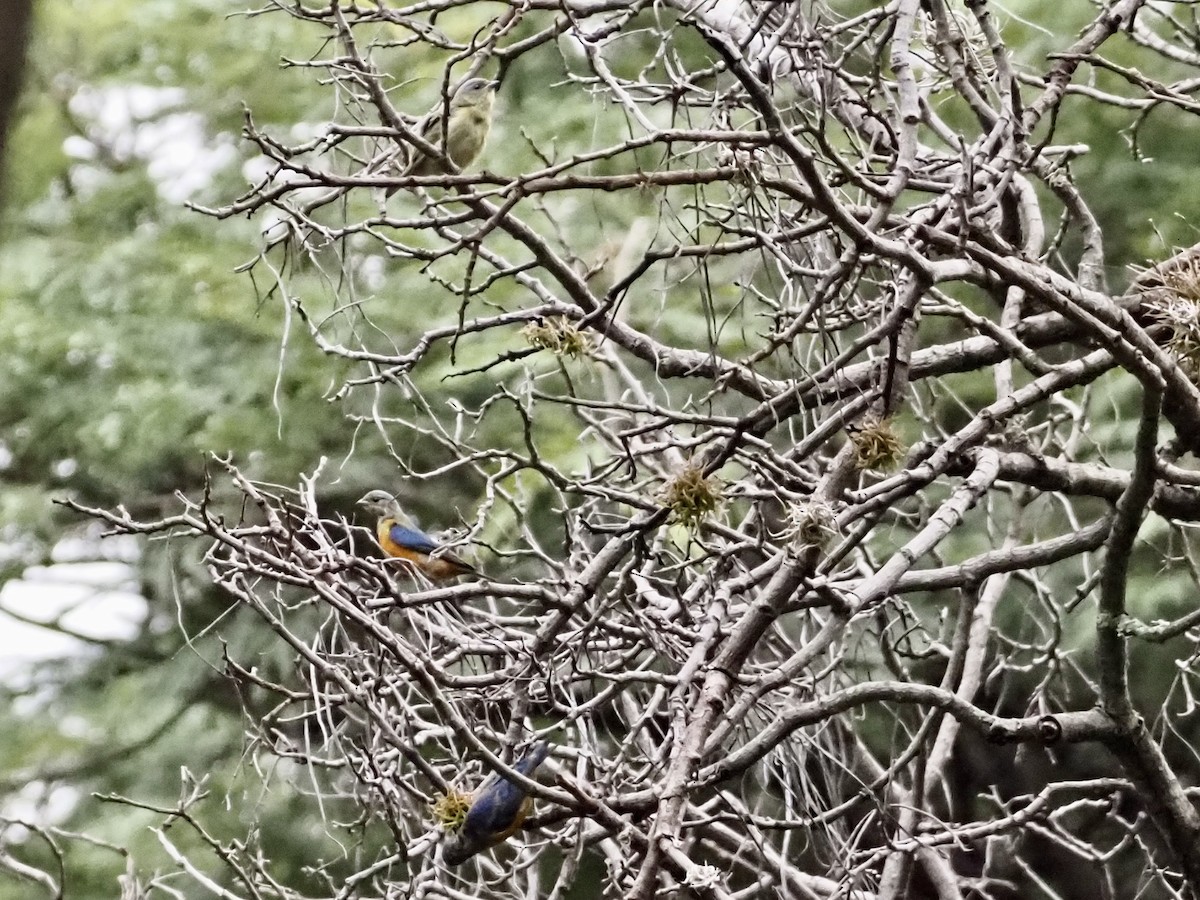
386 77 498 196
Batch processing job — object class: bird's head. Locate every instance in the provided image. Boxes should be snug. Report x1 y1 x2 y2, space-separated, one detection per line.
450 78 498 112
441 830 483 867
357 490 404 520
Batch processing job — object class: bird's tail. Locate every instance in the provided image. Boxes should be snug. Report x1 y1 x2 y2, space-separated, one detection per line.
512 741 551 777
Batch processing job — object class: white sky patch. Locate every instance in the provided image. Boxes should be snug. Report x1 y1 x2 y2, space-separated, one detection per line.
357 255 387 292
64 83 237 203
2 783 81 835
0 534 146 687
0 533 147 828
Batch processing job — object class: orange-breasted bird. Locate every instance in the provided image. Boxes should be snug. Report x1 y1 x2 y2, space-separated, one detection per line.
357 490 478 581
442 741 551 866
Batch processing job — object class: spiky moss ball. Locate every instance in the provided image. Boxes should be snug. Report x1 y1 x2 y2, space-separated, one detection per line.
1138 253 1200 384
432 788 473 833
661 463 723 529
522 316 592 359
784 499 839 550
850 417 905 471
684 864 724 890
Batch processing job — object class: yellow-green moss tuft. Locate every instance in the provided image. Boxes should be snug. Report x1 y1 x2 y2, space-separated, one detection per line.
785 499 839 550
661 463 723 529
431 788 473 833
1140 254 1200 384
849 417 905 471
522 317 592 359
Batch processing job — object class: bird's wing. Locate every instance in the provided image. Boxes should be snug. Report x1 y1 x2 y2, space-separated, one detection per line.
420 107 446 142
395 111 445 180
465 780 528 835
386 523 439 555
464 744 550 833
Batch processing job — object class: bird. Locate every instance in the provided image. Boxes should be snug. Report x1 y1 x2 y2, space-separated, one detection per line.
442 741 551 866
357 490 478 581
385 77 498 197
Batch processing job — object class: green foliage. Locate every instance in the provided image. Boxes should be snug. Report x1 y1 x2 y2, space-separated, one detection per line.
0 4 405 894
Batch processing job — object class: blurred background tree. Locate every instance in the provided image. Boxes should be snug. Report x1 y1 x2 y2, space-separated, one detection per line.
2 1 1200 899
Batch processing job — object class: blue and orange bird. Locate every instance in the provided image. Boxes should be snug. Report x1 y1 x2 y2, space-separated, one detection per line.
357 490 478 581
442 741 551 866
